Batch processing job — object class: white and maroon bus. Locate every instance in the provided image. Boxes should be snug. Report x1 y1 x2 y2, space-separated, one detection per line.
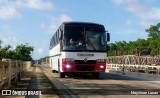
49 22 110 78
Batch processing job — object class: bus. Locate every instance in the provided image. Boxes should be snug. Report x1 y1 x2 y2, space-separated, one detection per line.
49 22 110 78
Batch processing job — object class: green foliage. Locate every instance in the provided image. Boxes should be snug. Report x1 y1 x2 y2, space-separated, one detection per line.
146 23 160 39
15 44 34 61
0 41 34 61
108 23 160 56
0 45 12 59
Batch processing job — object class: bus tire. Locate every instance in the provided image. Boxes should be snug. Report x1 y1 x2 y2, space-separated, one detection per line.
52 70 56 73
52 70 55 73
92 72 99 79
60 72 65 78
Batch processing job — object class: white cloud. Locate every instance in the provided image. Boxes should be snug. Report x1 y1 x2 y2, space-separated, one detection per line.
0 24 21 49
0 32 18 49
112 0 123 4
14 0 54 11
112 0 160 27
0 0 54 20
60 14 72 22
38 48 43 54
139 20 154 28
42 14 72 34
0 5 21 20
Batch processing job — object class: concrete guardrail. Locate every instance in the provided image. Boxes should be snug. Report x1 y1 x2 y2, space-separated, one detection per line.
106 64 160 74
0 59 31 89
106 64 160 80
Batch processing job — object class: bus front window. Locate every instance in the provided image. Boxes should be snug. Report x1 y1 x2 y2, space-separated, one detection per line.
62 26 106 52
86 31 106 51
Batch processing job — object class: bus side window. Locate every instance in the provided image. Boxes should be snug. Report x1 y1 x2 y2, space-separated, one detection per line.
57 30 59 43
59 25 64 40
59 29 63 50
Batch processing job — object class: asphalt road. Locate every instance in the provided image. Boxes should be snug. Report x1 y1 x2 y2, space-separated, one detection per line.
41 64 160 98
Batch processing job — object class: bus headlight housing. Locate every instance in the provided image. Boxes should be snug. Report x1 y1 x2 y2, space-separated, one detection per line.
97 59 106 62
62 58 74 62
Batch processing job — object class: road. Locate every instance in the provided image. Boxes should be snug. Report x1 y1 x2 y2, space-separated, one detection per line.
41 64 160 98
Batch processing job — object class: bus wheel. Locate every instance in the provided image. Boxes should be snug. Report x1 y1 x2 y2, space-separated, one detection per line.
52 70 56 73
92 72 99 79
60 72 65 78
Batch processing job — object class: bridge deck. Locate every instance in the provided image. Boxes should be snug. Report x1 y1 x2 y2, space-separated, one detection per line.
2 65 59 98
1 64 160 98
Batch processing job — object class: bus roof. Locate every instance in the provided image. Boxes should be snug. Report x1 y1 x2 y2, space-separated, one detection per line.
62 21 105 27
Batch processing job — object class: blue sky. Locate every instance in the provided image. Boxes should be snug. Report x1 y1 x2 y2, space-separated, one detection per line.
0 0 160 59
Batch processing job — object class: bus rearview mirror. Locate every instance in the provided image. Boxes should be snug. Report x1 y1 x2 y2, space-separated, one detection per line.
106 33 110 42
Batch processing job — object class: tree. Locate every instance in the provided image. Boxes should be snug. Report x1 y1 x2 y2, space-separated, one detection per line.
108 43 117 56
0 44 12 60
108 22 160 56
0 43 34 61
146 23 160 55
146 23 160 39
15 44 34 61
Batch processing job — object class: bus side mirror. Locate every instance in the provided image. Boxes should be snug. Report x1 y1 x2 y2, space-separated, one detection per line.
106 33 110 42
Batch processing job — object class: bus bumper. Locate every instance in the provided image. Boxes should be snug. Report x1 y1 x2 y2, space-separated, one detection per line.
62 61 106 72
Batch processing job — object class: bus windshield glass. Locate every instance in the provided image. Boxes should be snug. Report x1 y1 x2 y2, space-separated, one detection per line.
62 25 106 52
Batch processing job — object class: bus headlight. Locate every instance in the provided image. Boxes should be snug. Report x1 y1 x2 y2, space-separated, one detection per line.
100 65 104 69
66 64 71 68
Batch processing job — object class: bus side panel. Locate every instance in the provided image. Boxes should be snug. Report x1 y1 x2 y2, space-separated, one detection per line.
49 44 60 71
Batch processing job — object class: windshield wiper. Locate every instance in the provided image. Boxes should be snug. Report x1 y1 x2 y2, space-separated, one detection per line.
86 39 96 50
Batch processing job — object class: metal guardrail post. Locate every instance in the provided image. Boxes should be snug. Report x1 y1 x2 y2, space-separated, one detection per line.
156 66 159 75
0 62 2 89
15 60 18 83
145 66 148 74
18 61 21 80
20 61 22 77
22 61 25 77
122 64 125 75
158 66 160 75
18 61 21 81
7 60 11 89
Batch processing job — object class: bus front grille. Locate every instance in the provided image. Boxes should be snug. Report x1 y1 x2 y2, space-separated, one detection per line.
76 66 95 71
74 60 96 64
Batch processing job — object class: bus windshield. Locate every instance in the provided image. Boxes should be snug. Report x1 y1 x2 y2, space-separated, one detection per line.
62 25 106 52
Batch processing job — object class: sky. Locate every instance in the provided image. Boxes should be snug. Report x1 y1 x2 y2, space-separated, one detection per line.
0 0 160 59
